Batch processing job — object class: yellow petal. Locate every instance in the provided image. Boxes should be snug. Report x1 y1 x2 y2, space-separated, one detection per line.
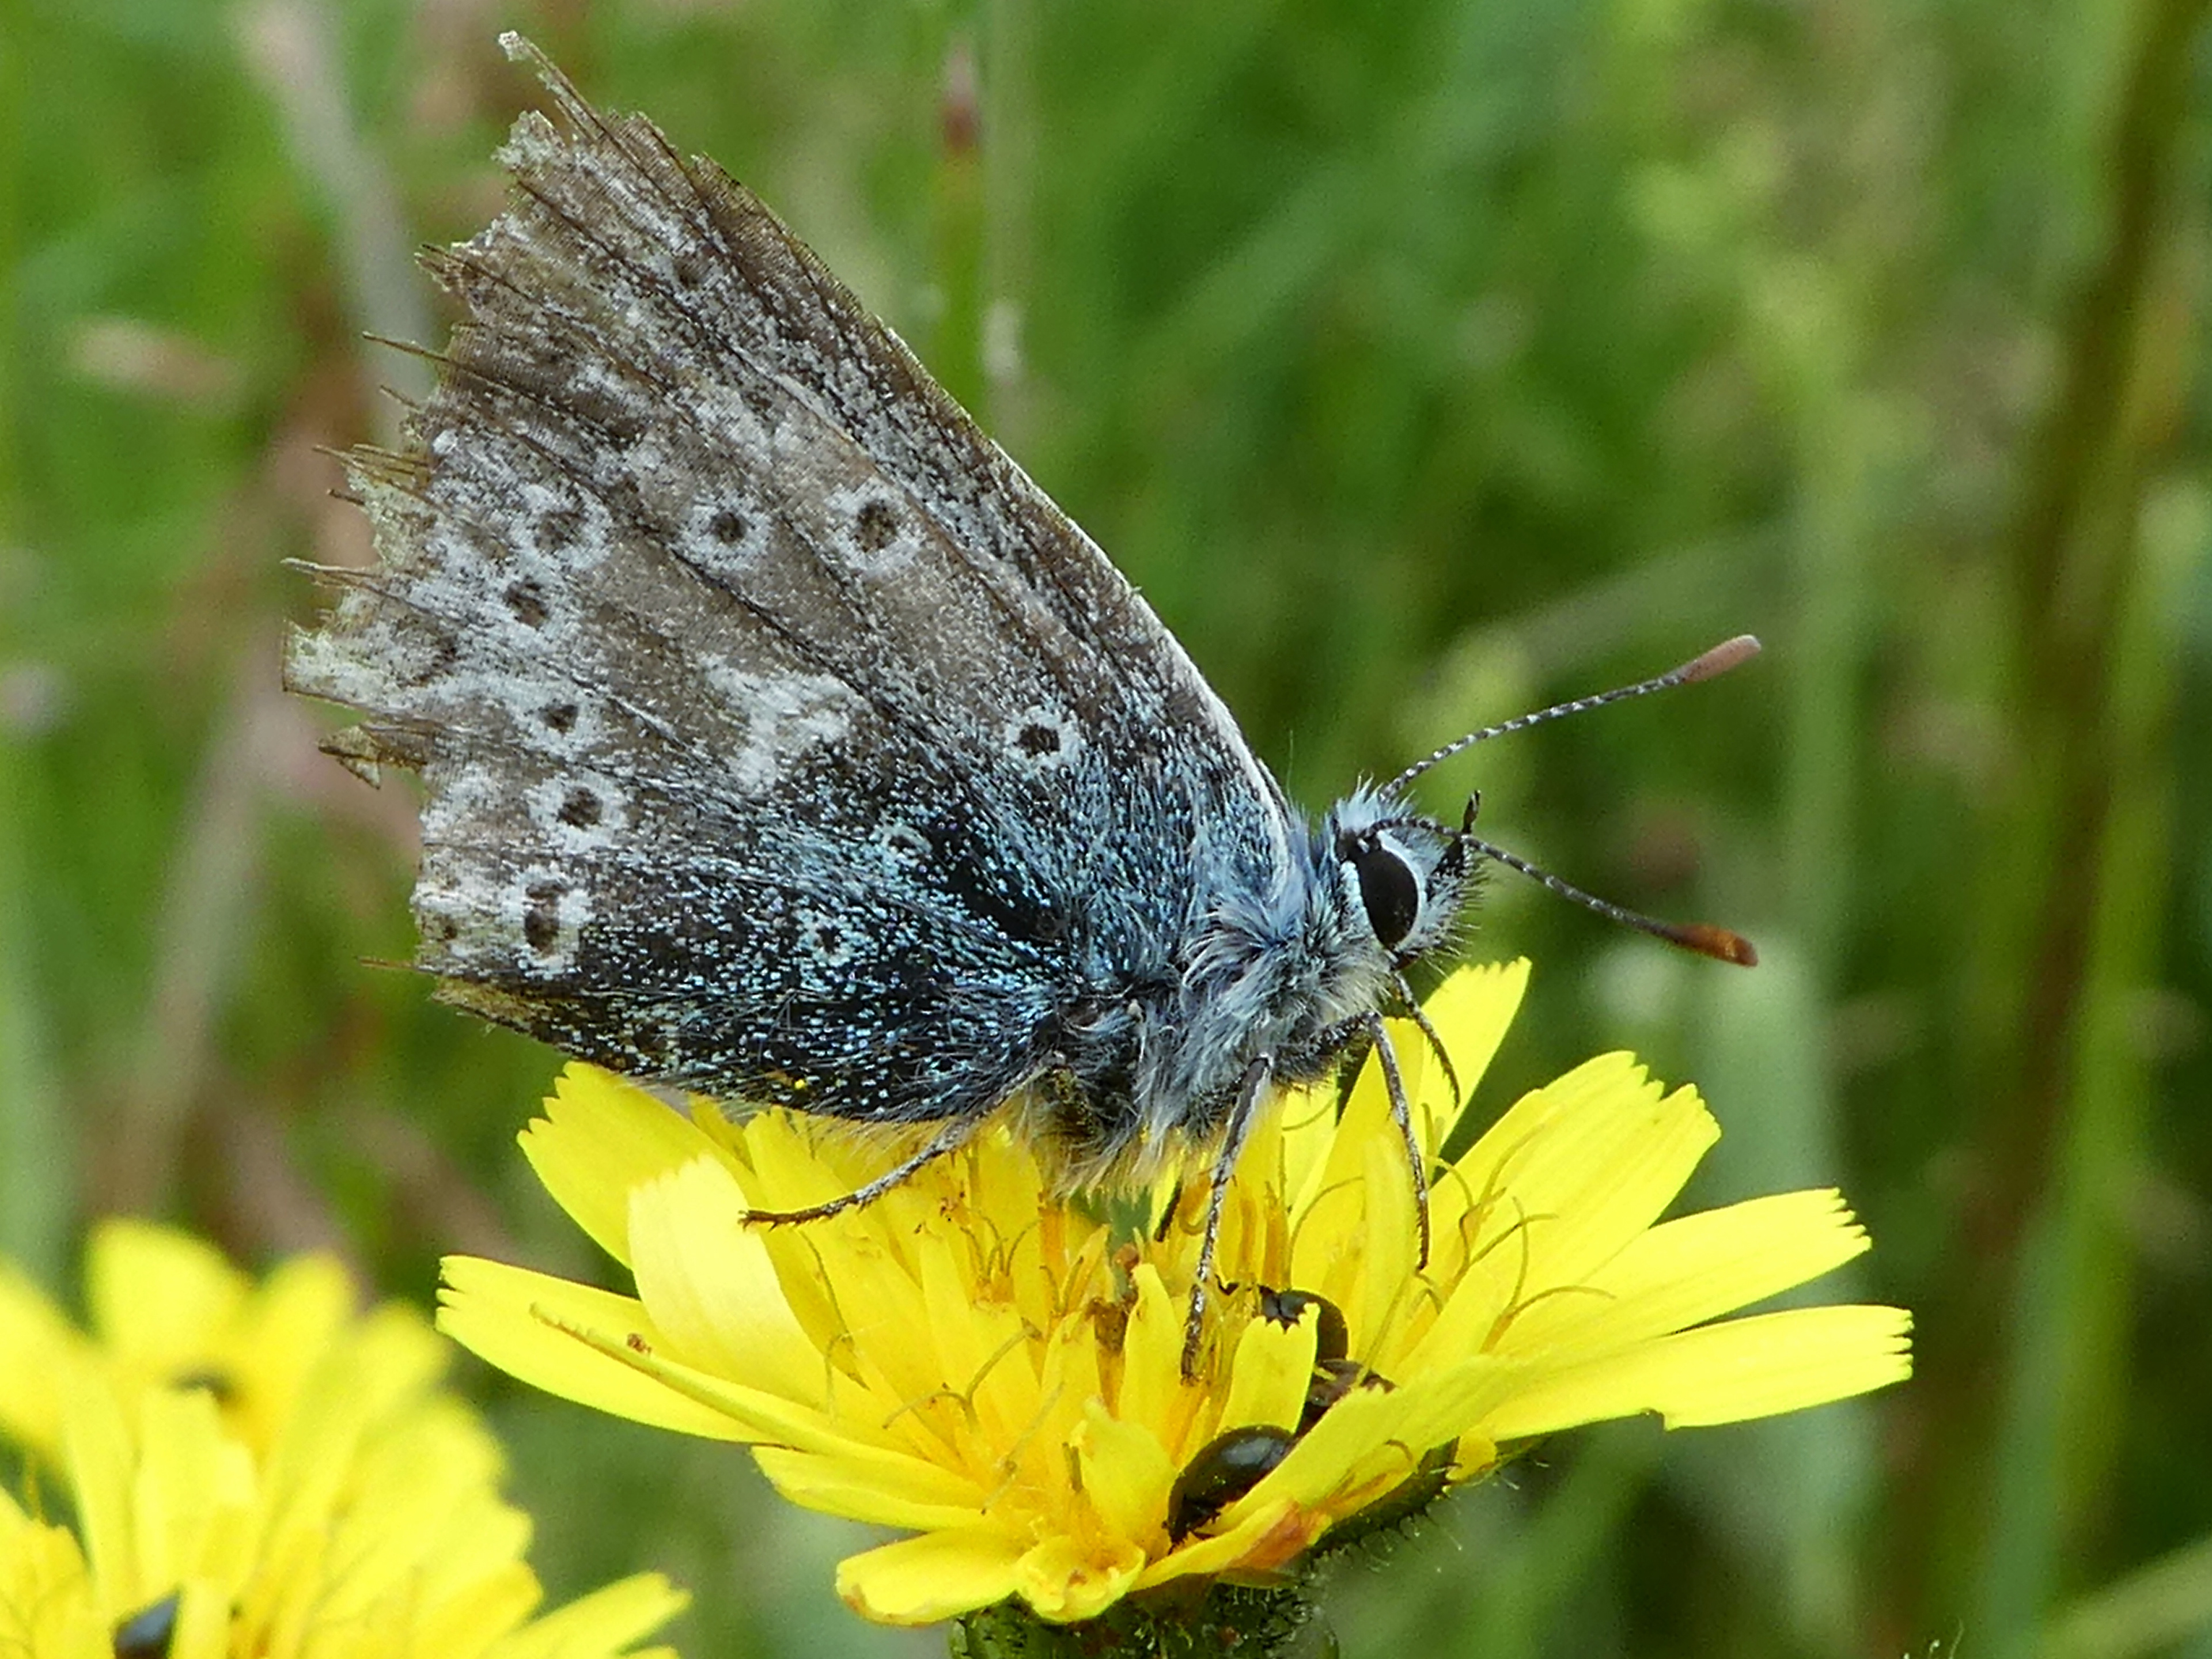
1235 1355 1507 1525
132 1388 250 1599
1215 1301 1316 1437
1030 1319 1107 1487
1116 1266 1205 1459
57 1375 136 1611
1282 961 1530 1230
1502 1071 1716 1288
521 1066 721 1267
738 1111 917 1216
1137 1494 1308 1589
1265 1082 1341 1227
0 1497 106 1659
87 1222 245 1370
1339 1128 1422 1354
172 1584 230 1659
815 1215 1031 1467
1301 1021 1403 1228
625 1158 823 1405
836 1528 1027 1625
1013 1531 1149 1624
410 1558 544 1657
1479 1304 1914 1439
332 1412 527 1610
438 1257 747 1441
1403 1069 1717 1376
749 1444 986 1528
920 1233 1051 1461
287 1302 448 1442
0 1257 94 1455
525 1306 946 1471
1497 1189 1873 1354
1074 1400 1176 1544
488 1573 690 1659
223 1253 361 1450
1414 960 1531 1151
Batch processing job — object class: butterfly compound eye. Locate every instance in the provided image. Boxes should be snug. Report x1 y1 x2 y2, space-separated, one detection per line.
1347 837 1422 950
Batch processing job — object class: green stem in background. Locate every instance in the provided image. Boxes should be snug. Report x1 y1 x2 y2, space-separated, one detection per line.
979 0 1037 457
1965 0 2204 1267
239 0 433 438
0 0 68 1286
927 13 988 427
1742 238 1881 986
1976 363 2205 1659
111 645 273 1213
922 1 1035 456
0 747 66 1285
2042 1531 2212 1659
1917 0 2210 1643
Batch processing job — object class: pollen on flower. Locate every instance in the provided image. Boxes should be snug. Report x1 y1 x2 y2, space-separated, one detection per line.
439 959 1912 1630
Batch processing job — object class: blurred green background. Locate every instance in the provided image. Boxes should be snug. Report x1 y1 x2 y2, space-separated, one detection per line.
5 0 2211 1654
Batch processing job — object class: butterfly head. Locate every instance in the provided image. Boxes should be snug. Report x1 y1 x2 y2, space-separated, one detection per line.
1322 790 1475 969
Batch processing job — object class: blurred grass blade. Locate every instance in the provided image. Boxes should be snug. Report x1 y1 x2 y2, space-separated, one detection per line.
2041 1534 2212 1659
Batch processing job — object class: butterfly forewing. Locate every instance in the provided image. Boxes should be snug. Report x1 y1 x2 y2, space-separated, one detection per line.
285 38 1297 1131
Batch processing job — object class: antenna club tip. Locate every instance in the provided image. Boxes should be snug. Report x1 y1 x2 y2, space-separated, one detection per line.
1678 635 1763 684
1674 923 1759 967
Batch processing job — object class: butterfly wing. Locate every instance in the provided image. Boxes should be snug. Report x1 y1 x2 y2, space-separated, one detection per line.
286 36 1298 1128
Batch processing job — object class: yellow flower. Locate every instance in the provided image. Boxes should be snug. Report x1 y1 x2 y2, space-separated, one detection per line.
0 1222 687 1659
439 961 1911 1628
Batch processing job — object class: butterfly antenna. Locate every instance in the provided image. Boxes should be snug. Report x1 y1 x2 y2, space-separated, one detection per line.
1385 635 1762 797
1403 635 1764 967
1463 831 1758 965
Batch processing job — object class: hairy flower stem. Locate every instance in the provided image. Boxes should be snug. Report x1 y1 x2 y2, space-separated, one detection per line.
950 1582 1321 1659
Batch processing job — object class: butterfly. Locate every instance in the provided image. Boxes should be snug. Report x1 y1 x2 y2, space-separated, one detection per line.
287 35 1754 1369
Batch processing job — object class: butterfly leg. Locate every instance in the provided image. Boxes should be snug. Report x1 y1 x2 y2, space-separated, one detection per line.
1181 1054 1275 1380
1363 1010 1432 1270
1152 1182 1182 1244
741 1113 980 1226
1389 970 1461 1109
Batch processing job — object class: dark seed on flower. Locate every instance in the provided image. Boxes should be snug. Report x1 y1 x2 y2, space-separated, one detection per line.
1167 1425 1296 1542
1303 1357 1370 1434
113 1592 181 1659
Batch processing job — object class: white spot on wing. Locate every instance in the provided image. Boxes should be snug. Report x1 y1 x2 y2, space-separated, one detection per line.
794 907 858 971
824 483 925 576
683 493 770 582
510 863 592 974
527 772 625 851
700 662 855 794
1004 703 1081 774
875 819 929 870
